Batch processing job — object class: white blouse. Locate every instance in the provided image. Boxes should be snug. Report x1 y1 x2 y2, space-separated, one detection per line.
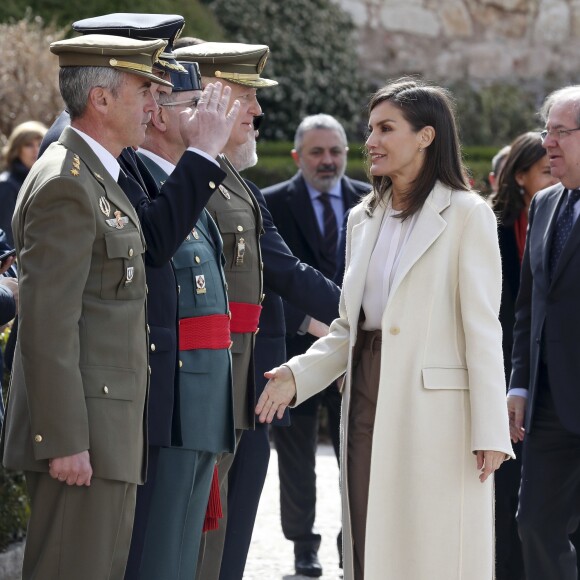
361 202 417 330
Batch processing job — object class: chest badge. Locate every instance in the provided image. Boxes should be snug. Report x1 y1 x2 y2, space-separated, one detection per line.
192 228 200 240
196 274 207 294
99 197 111 217
106 210 129 229
124 266 134 286
236 237 246 266
219 185 231 200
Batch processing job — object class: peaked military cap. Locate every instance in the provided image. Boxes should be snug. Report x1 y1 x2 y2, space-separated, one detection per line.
72 13 186 74
50 34 173 87
174 42 278 88
170 62 202 92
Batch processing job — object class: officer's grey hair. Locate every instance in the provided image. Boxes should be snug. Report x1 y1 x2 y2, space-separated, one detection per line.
540 85 580 125
294 114 347 153
59 67 124 120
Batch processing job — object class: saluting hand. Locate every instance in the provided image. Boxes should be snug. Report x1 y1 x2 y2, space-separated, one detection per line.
256 365 297 424
179 81 241 159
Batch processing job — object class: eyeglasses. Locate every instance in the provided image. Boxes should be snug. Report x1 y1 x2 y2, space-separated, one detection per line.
540 127 580 141
160 97 199 109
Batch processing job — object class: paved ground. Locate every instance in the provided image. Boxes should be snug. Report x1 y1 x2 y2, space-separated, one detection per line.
244 444 343 580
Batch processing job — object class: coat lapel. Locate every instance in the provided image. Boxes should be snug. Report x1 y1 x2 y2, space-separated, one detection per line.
59 127 140 230
387 184 450 308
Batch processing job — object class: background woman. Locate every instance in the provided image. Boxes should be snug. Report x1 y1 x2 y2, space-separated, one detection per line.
0 121 47 246
490 131 558 580
257 79 513 580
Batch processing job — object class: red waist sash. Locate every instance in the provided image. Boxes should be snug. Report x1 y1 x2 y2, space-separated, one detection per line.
179 314 231 350
229 301 262 334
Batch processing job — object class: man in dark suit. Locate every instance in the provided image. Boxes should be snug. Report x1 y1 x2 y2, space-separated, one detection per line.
0 34 171 580
508 85 580 580
263 114 370 577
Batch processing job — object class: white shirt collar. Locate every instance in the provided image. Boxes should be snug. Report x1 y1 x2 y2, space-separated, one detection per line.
69 127 121 181
137 148 176 176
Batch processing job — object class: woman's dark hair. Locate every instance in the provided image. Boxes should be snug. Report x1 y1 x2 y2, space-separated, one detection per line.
364 78 470 219
489 132 545 226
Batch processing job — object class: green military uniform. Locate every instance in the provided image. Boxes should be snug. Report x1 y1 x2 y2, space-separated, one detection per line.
0 35 168 580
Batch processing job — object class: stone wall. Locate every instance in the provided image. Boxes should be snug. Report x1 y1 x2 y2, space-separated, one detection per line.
333 0 580 86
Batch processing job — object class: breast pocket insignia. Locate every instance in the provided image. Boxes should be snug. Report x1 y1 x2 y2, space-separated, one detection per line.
196 274 207 294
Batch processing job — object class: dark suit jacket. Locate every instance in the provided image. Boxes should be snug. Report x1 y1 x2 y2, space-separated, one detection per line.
263 173 370 353
510 183 580 435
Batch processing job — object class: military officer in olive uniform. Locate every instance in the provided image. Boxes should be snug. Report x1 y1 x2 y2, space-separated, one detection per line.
0 35 170 580
176 42 342 580
37 15 241 580
134 62 235 579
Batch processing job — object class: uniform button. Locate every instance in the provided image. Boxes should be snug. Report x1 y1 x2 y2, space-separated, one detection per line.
178 285 181 294
209 181 216 189
260 293 266 303
151 343 156 352
34 434 43 443
179 360 183 368
103 386 109 394
237 225 243 232
129 248 134 257
390 326 400 335
194 256 201 264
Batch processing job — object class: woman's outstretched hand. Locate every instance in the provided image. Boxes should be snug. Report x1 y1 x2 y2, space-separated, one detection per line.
256 365 297 423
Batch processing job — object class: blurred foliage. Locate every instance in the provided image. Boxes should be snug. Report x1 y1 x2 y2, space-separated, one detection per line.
0 1 223 41
207 0 367 142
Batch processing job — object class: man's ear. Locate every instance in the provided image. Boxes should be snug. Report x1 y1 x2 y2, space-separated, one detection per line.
150 105 167 132
291 149 300 168
88 86 110 114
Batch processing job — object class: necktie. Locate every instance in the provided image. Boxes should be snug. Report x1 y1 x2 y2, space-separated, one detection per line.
319 192 338 276
549 189 580 278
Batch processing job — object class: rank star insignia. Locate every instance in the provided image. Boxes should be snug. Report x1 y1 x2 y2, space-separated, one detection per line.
70 168 79 176
219 185 231 200
99 197 111 217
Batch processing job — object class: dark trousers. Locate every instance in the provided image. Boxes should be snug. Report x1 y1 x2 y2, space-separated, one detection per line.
495 439 525 580
272 382 341 555
517 368 580 580
218 423 271 579
124 445 160 580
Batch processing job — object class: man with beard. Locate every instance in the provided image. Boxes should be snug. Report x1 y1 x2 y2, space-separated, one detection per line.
174 44 343 580
263 114 369 576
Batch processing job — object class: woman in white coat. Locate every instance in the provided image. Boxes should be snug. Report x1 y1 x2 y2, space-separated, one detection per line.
257 79 514 580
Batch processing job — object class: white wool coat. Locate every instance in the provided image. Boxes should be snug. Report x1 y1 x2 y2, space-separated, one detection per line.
286 183 514 580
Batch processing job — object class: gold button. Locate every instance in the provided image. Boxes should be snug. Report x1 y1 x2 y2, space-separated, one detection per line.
390 326 400 335
103 386 109 394
34 434 42 443
129 248 134 257
237 225 243 232
209 181 216 189
179 360 183 368
195 256 201 264
151 343 156 352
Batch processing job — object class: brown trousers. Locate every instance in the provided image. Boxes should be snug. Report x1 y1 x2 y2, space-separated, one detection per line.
348 329 381 580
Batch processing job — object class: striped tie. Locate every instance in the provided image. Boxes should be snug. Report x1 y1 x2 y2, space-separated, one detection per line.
319 192 338 275
549 188 580 279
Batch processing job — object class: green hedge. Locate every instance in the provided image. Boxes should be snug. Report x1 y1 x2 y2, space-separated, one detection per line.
246 141 494 194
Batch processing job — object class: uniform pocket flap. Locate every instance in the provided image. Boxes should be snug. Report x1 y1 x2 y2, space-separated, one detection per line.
150 325 175 354
215 209 255 234
179 349 210 374
104 230 145 259
172 243 212 269
422 367 468 390
82 366 136 400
